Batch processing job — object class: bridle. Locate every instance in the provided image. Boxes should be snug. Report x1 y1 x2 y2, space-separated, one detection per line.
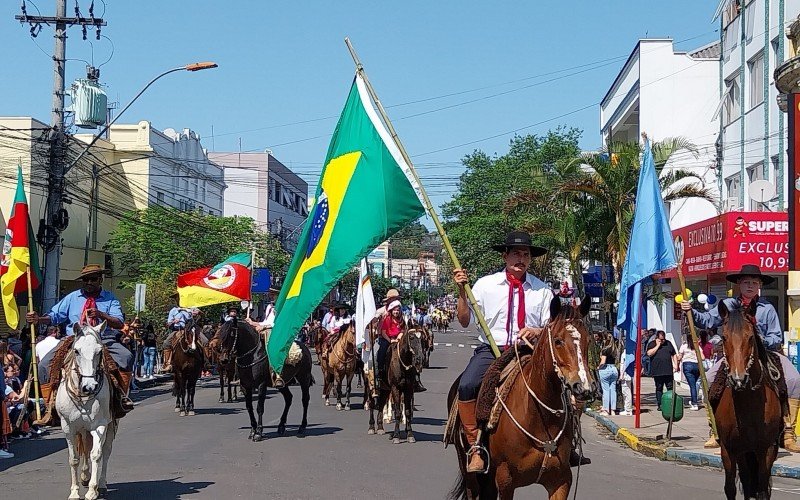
222 320 268 369
721 313 779 390
395 326 422 372
63 339 106 405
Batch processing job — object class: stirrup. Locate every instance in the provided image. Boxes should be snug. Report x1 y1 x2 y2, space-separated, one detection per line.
467 443 490 474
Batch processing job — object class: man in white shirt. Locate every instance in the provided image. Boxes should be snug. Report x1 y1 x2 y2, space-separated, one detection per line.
453 231 552 473
36 326 61 361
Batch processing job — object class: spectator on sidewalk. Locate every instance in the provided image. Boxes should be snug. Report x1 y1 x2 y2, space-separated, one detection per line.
0 363 13 459
640 328 656 376
35 326 61 362
678 335 702 411
699 330 714 371
597 331 619 415
141 323 158 380
646 330 678 410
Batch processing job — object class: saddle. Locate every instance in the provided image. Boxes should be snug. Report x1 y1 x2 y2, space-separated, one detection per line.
259 326 304 367
35 336 130 426
477 343 534 430
708 350 789 416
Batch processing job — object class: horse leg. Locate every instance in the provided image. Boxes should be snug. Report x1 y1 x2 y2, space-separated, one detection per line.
64 432 81 500
543 479 571 500
404 384 415 443
345 370 354 411
219 368 225 403
78 432 91 487
324 372 331 406
392 386 402 444
187 376 197 416
277 387 292 435
98 421 116 493
335 372 344 411
84 425 107 500
758 447 776 499
253 381 268 442
244 387 258 441
299 374 310 436
375 389 386 435
721 447 737 500
228 367 236 402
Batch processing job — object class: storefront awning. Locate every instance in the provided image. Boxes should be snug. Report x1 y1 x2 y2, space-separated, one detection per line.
667 211 788 278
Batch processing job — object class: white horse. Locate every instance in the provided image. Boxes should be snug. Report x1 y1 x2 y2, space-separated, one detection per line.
56 321 117 500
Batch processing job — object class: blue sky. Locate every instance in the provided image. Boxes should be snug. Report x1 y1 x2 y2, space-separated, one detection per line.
1 1 719 218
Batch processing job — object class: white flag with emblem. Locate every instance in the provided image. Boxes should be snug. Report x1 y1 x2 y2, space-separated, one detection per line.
355 259 377 346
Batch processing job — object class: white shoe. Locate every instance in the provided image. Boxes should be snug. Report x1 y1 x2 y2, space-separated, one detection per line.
0 449 14 459
619 410 633 416
690 404 700 411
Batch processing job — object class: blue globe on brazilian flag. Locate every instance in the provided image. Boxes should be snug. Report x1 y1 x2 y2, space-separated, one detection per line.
268 74 425 371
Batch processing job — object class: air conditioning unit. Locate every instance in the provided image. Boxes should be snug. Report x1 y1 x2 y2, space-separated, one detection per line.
724 197 740 212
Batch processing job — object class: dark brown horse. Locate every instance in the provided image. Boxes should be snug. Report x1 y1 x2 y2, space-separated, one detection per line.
714 299 783 500
208 327 238 404
448 297 595 500
172 321 204 417
217 319 314 440
420 325 434 369
368 319 425 444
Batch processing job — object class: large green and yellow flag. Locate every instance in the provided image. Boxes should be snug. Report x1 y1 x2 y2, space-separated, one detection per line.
268 73 425 370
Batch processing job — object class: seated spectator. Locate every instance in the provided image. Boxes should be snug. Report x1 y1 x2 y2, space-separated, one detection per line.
36 326 61 362
1 340 22 368
3 363 44 438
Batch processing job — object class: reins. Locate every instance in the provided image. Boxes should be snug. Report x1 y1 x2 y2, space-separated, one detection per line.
224 321 268 369
721 314 781 391
63 344 107 407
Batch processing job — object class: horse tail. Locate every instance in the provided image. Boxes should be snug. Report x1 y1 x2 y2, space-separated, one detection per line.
448 473 467 500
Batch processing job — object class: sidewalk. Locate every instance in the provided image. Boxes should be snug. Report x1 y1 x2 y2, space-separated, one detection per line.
587 377 800 479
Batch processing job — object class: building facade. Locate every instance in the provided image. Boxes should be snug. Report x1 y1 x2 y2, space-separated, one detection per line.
210 151 308 251
600 38 721 229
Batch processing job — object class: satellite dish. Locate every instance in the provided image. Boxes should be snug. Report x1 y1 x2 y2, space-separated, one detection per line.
749 180 775 203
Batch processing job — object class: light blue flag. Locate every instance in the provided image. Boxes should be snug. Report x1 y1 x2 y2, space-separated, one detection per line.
616 139 677 374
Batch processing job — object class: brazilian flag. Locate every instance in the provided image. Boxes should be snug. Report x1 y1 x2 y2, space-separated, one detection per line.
268 74 425 371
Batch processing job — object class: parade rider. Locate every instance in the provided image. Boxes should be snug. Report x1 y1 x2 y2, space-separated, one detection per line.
244 296 285 389
27 264 135 416
376 300 404 379
453 231 553 473
681 264 800 452
161 292 193 372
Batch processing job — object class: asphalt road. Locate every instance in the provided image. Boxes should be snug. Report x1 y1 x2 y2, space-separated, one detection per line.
3 323 800 499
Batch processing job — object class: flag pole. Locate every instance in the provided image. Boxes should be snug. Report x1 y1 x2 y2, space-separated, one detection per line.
634 298 642 429
247 248 256 320
344 37 500 358
26 266 41 421
675 266 718 439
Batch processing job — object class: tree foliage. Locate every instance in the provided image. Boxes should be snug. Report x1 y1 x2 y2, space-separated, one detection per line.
105 206 290 324
390 220 429 259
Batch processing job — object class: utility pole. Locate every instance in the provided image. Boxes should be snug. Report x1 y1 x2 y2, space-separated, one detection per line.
16 1 106 311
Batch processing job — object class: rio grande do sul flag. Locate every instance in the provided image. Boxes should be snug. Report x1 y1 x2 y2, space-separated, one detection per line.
268 73 425 371
1 166 42 329
177 253 251 308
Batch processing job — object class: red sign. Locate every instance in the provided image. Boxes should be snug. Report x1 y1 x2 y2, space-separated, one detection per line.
671 211 788 277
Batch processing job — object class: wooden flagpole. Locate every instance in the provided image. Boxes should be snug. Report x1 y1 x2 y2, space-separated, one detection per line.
344 37 500 358
26 266 41 421
247 248 256 320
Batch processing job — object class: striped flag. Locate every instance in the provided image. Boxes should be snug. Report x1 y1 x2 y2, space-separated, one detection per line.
355 259 377 346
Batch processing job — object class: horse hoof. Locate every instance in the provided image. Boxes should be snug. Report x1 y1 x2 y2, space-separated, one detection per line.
325 400 331 406
188 410 196 416
81 479 90 487
392 437 401 445
368 428 375 435
345 405 351 411
174 407 181 412
218 398 224 403
252 433 263 442
408 436 416 444
297 427 306 438
99 487 108 494
377 429 385 435
336 403 343 411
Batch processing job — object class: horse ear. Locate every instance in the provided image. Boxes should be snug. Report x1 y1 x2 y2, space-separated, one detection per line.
549 294 562 321
72 323 82 336
96 320 107 336
578 296 591 317
718 299 730 321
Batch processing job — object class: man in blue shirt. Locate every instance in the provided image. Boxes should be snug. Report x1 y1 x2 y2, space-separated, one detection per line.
162 293 193 372
27 264 135 417
681 264 800 452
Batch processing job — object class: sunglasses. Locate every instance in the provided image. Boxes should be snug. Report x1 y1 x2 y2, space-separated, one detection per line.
81 276 102 283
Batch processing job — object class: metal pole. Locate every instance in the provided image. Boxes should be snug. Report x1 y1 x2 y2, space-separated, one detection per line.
83 164 97 266
635 303 642 428
344 37 500 358
41 0 68 313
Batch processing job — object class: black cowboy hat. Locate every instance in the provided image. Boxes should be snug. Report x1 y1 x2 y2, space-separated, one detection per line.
334 303 352 312
491 231 547 257
226 304 240 313
726 264 775 285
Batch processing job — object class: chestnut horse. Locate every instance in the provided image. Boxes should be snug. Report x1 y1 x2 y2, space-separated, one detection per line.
320 322 358 410
714 299 783 500
172 322 204 417
448 297 595 500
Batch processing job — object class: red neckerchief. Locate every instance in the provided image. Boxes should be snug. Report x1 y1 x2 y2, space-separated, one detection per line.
80 288 101 326
505 271 526 345
739 294 759 326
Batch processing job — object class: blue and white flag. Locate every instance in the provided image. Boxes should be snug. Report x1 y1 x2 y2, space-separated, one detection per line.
616 139 677 374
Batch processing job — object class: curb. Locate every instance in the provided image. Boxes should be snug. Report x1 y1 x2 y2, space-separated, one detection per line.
586 409 800 479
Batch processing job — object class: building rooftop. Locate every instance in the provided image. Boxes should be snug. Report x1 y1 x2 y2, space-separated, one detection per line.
687 41 721 60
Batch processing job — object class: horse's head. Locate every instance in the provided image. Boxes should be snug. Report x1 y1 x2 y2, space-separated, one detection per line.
403 320 425 372
72 321 106 396
545 296 596 402
719 298 760 391
217 319 239 357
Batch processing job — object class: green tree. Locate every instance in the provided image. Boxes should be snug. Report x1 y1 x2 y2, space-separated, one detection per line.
105 206 290 325
390 220 428 259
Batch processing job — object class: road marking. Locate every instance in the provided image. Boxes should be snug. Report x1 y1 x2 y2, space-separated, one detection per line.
458 344 464 348
445 343 452 347
470 345 478 349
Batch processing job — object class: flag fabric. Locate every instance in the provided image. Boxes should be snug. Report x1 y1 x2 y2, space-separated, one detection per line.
268 73 426 371
177 253 252 308
355 259 377 347
616 139 677 374
1 166 41 329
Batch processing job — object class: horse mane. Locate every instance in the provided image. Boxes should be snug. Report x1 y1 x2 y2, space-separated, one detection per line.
726 307 770 370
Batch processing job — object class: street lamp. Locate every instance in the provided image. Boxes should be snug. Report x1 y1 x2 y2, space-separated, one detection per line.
42 61 217 311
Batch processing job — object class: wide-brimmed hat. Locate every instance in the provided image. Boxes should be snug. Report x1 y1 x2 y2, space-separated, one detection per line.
384 289 401 302
726 264 775 285
77 264 105 280
491 231 547 257
334 303 352 312
226 304 240 313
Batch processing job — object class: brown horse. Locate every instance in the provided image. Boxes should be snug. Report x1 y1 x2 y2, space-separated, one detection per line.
448 297 595 500
172 322 204 417
368 319 425 444
309 325 326 365
320 322 358 410
714 299 784 500
208 328 238 404
420 325 434 369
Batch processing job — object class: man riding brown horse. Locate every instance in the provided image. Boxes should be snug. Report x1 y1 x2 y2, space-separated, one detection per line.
453 231 586 473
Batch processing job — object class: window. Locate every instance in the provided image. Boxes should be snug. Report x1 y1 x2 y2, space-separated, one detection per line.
723 76 741 126
772 38 780 66
725 173 741 211
748 55 764 108
745 3 755 42
747 162 767 211
273 181 282 202
156 191 164 204
722 0 741 26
